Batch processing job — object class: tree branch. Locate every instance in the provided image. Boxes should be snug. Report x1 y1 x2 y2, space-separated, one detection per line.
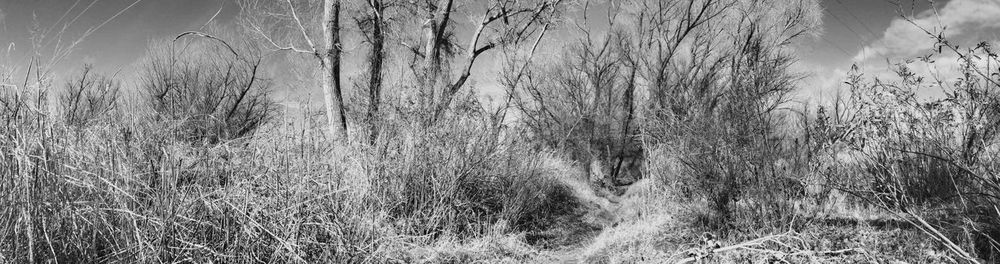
401 41 425 58
285 0 318 53
248 23 315 54
175 31 240 57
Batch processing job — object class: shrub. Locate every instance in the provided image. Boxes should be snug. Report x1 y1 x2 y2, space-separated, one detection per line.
833 30 1000 261
139 39 276 144
640 0 819 231
59 65 120 128
1 72 594 262
363 101 581 238
507 32 642 187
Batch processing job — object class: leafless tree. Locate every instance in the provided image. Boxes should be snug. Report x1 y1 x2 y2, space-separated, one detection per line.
140 39 275 144
59 65 120 128
239 0 348 140
403 0 568 122
357 0 388 143
635 0 818 221
507 0 730 185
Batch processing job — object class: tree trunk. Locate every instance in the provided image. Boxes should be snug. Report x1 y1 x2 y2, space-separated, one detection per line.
611 64 638 182
367 0 385 144
421 0 453 112
322 0 348 140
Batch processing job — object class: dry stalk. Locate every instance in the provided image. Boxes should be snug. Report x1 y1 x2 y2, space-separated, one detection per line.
671 231 869 264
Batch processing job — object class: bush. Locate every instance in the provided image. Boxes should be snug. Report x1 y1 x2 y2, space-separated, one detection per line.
364 103 581 238
833 33 1000 260
508 33 641 187
640 0 818 231
0 82 588 262
59 65 120 128
139 39 276 144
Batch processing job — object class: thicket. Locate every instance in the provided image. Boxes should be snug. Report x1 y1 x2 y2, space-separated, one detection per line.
2 0 1000 263
0 38 585 263
140 40 276 144
59 65 121 128
826 36 1000 262
508 0 821 232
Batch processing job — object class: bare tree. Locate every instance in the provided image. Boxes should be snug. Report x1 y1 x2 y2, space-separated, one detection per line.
59 65 120 128
358 0 388 143
140 39 276 143
404 0 567 122
240 0 348 140
635 0 819 222
322 0 347 140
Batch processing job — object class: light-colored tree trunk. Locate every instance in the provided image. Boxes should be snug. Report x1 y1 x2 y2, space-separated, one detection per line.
420 0 453 112
322 0 348 140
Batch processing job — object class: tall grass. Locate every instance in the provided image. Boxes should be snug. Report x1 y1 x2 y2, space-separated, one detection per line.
7 0 1000 262
0 51 583 264
830 50 1000 261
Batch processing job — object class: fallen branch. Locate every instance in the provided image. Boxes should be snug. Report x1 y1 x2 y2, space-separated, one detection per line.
671 232 868 263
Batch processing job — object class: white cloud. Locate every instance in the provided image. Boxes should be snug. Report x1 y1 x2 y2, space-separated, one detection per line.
854 0 1000 63
790 59 849 104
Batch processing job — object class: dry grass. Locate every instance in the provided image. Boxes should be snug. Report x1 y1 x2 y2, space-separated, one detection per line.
562 176 958 264
0 87 588 263
4 0 999 263
575 178 680 263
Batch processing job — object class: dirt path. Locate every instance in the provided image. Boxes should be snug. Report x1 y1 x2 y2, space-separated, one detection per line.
528 180 633 263
537 246 590 263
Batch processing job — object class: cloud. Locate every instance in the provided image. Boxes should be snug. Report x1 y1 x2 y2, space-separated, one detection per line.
792 60 849 104
853 0 1000 63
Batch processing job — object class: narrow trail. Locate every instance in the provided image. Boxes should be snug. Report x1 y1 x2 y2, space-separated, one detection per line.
541 245 590 264
536 194 628 264
529 174 636 264
518 156 656 263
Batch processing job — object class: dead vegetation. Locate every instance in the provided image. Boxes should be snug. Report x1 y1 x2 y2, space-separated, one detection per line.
1 0 999 263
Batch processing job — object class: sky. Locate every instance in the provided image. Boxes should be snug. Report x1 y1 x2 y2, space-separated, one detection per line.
0 0 240 78
797 0 935 100
2 0 995 105
799 0 1000 102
